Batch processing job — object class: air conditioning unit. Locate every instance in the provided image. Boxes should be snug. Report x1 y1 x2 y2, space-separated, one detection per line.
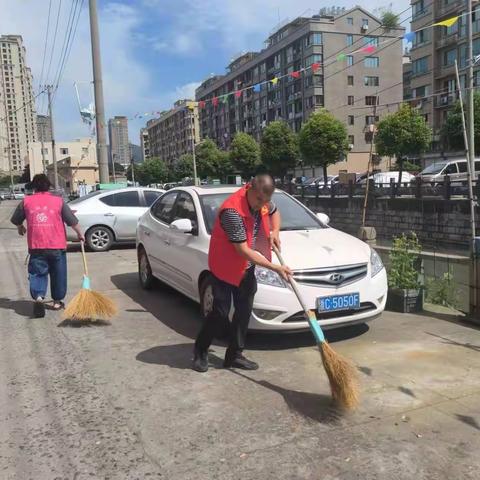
361 24 368 31
348 143 354 150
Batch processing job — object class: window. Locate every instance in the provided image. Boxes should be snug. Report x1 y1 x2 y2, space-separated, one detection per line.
82 147 89 154
348 135 355 145
458 162 468 173
100 191 141 207
363 36 379 46
362 19 369 28
172 193 198 228
144 190 163 207
412 56 428 75
346 34 353 46
443 49 456 66
413 85 428 98
305 54 323 67
152 191 178 224
364 56 379 68
347 75 354 86
365 96 378 105
41 147 48 154
310 33 322 45
315 95 324 106
364 76 379 87
60 147 69 155
347 55 354 66
365 115 379 125
347 17 353 25
412 0 426 19
348 115 354 125
348 95 355 105
444 163 458 174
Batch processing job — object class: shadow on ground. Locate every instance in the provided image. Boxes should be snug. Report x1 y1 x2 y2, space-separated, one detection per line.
0 297 33 318
113 271 369 350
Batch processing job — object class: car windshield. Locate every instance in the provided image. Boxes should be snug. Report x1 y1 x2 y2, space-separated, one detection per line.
200 191 324 234
68 190 104 204
421 162 448 175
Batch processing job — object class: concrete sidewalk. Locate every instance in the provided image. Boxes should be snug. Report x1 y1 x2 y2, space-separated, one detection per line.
0 201 479 479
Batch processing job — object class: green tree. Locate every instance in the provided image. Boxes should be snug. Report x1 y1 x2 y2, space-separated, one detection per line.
260 121 298 178
195 139 221 178
174 154 194 180
298 110 348 185
380 10 400 29
215 150 234 182
375 104 431 187
127 157 169 185
229 132 261 179
442 92 480 154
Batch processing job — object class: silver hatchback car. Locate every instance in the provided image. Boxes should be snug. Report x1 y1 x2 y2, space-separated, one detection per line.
67 187 165 251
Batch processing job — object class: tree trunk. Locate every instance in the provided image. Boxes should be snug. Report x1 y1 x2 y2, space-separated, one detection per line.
323 164 328 187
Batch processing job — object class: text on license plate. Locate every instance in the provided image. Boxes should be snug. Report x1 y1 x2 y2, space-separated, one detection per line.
317 293 360 312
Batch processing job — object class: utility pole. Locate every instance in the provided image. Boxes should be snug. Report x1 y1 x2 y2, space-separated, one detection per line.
0 67 14 190
362 101 378 227
131 157 136 186
111 152 117 183
188 105 198 185
88 0 109 183
47 85 58 190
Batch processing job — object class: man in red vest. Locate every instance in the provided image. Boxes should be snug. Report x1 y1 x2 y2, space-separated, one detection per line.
10 174 84 318
193 174 292 372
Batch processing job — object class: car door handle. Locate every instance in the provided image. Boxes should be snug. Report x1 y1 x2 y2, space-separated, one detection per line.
163 238 171 246
144 230 150 236
104 213 114 217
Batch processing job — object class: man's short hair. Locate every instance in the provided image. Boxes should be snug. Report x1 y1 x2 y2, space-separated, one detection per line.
251 174 275 197
30 174 51 192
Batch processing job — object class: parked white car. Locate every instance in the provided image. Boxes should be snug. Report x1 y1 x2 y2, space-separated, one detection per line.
358 171 415 186
68 187 165 251
136 186 387 332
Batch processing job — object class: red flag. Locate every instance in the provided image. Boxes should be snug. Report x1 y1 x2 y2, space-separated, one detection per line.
198 100 206 108
290 70 301 79
212 97 219 107
234 90 242 98
311 62 321 73
362 45 376 54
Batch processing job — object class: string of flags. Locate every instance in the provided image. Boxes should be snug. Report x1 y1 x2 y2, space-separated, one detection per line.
115 12 465 119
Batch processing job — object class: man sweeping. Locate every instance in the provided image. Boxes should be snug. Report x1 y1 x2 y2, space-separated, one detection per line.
193 174 292 372
10 174 84 318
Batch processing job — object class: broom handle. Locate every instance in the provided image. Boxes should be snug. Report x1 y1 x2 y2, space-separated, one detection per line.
80 241 89 277
273 245 325 344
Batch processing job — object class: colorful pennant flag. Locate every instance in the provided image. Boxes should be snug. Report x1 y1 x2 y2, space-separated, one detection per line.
311 62 321 73
362 45 376 54
221 94 229 103
403 31 415 43
253 84 261 92
433 16 459 28
198 100 206 109
234 90 242 98
212 97 219 107
270 77 278 85
337 53 346 61
290 70 301 79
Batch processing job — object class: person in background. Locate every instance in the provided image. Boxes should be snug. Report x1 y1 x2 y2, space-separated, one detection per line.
10 174 84 318
193 174 292 372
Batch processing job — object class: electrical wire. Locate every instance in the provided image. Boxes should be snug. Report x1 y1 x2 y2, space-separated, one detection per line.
37 0 52 95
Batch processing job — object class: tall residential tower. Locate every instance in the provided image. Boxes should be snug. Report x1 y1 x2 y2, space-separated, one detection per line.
108 116 130 167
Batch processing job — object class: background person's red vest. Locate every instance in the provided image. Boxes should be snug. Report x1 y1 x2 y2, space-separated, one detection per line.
23 192 67 250
209 185 271 286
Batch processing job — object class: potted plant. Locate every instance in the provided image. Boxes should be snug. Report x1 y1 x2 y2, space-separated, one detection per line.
386 232 423 313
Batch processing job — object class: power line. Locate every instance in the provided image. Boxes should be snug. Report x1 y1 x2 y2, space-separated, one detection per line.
0 87 48 124
37 0 52 95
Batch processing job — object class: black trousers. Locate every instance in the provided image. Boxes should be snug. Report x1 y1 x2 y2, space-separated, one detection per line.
195 268 257 356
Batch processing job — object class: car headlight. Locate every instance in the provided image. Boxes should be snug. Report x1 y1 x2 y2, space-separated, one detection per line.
255 266 286 288
370 248 384 277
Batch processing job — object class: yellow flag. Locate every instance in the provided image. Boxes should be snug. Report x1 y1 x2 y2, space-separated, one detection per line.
270 77 278 85
434 16 458 27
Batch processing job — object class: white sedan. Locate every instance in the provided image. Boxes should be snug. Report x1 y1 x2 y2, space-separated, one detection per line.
136 186 387 332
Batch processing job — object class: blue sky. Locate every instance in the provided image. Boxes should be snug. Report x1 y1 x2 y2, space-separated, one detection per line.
0 0 409 144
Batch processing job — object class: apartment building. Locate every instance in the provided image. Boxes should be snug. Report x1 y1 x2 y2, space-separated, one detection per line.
145 99 200 165
0 35 36 174
108 116 129 167
140 127 150 161
410 0 480 147
195 7 404 173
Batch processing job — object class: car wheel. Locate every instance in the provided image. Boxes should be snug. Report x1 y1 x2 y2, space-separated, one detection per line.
138 247 154 290
200 274 215 319
86 226 114 252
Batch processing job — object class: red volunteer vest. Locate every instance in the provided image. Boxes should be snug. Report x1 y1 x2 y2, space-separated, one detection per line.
23 192 67 250
209 185 272 286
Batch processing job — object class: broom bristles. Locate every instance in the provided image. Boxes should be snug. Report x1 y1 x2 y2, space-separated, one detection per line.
319 341 359 410
63 288 117 321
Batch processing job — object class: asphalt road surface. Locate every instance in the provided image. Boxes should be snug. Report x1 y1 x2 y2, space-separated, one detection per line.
1 200 480 480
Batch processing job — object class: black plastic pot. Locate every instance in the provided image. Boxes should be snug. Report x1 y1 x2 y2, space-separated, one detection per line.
386 288 423 313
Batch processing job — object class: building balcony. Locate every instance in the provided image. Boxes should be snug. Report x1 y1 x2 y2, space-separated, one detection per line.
436 0 463 19
436 33 458 49
436 64 456 79
434 92 458 108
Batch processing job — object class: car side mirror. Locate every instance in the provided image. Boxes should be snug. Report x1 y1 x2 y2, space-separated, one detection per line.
316 212 330 225
170 218 193 233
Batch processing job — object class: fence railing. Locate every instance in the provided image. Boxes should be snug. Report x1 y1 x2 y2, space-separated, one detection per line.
280 175 480 201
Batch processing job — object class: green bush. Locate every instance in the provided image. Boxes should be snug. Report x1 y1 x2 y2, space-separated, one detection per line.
425 270 459 309
388 232 422 290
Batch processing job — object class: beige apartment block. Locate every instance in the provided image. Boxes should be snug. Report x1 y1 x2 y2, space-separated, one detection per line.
108 116 130 167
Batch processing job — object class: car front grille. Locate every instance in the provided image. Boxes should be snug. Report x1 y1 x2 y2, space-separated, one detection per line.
293 263 368 288
283 302 376 323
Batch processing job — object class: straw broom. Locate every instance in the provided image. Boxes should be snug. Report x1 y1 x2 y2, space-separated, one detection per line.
63 241 117 321
273 246 359 410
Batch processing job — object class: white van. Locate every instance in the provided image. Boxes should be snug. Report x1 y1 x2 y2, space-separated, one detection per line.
419 159 480 185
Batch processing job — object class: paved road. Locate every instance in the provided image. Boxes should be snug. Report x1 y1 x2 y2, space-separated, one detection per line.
1 199 480 480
